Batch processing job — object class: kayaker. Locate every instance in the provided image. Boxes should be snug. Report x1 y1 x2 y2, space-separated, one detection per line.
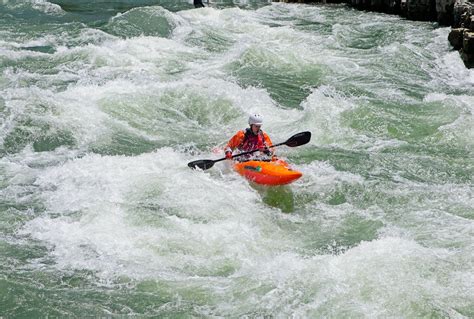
224 114 274 161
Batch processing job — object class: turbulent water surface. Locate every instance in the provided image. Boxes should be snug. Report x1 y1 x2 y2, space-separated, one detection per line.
1 0 473 317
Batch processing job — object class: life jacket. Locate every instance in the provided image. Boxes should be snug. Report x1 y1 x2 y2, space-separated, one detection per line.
239 128 267 152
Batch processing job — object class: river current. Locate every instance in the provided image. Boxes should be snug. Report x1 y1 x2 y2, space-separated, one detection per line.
0 0 473 317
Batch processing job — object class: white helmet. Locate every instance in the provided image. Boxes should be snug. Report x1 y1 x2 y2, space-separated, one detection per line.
248 113 263 126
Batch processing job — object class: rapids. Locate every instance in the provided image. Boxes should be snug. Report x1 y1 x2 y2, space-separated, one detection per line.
0 0 473 316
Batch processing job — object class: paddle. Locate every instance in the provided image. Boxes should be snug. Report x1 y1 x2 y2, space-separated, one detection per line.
188 131 311 170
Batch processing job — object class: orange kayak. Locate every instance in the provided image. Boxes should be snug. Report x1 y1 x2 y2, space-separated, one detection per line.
233 159 302 186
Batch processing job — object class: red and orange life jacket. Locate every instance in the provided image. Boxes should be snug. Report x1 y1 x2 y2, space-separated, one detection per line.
225 128 273 154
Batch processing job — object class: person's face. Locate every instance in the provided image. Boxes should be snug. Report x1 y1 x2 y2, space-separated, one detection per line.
251 124 261 134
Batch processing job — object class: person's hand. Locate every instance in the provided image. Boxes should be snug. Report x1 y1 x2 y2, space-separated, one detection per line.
262 147 272 156
225 151 232 160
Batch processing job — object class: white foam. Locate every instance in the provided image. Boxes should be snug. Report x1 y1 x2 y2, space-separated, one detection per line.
299 160 364 188
20 149 290 280
31 0 63 14
423 93 474 149
2 4 473 315
299 85 358 146
220 236 470 317
5 0 65 14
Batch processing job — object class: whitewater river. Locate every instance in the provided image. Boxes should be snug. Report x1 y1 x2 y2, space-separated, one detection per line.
1 0 473 316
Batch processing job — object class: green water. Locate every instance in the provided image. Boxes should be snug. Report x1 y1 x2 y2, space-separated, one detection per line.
1 0 473 317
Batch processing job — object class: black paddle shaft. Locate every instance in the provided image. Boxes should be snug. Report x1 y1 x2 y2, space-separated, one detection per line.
187 131 311 170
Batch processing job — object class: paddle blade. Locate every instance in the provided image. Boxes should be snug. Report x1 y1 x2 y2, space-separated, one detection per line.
188 159 215 170
285 131 311 147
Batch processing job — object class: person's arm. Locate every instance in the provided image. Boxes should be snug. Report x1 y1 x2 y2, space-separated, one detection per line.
263 132 275 156
224 131 245 159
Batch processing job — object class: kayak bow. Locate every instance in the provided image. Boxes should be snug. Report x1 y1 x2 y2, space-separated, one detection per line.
233 159 302 186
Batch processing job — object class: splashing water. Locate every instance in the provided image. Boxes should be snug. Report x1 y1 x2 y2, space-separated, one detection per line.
0 0 473 317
